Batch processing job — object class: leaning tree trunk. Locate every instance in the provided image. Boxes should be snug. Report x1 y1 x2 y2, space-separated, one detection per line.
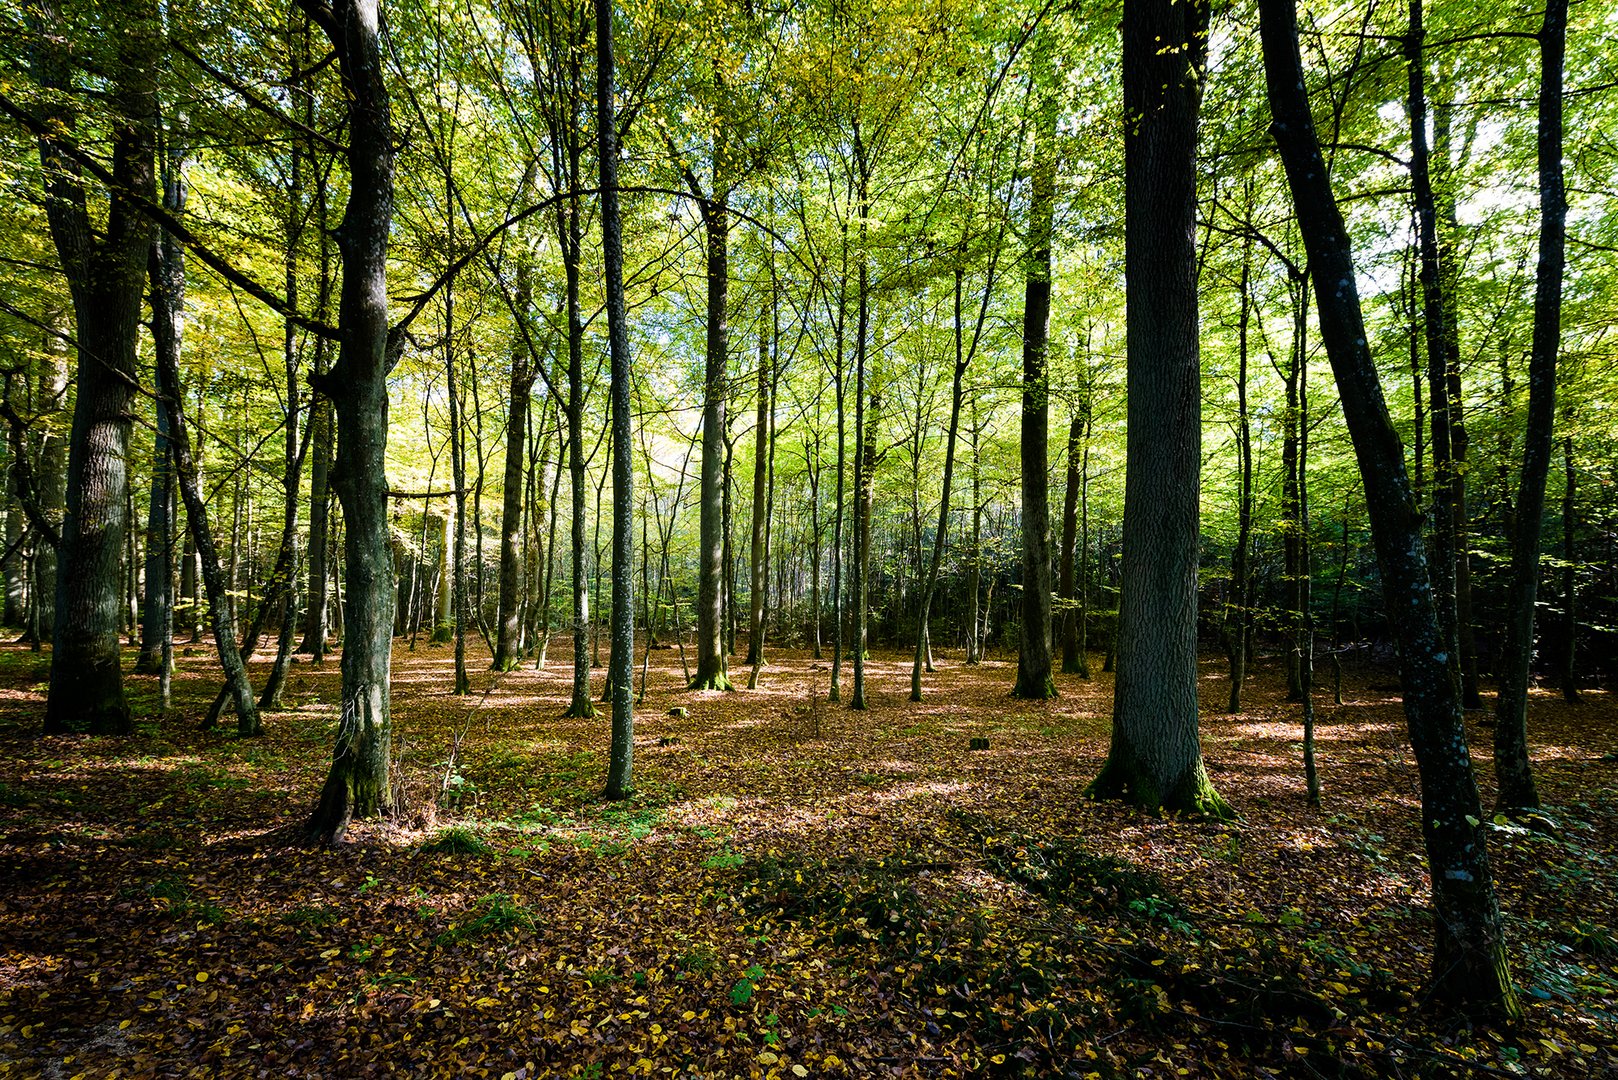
37 0 159 736
303 0 398 845
1227 234 1254 713
151 236 261 737
1260 0 1520 1016
1090 0 1228 814
912 265 971 701
1012 34 1058 702
596 0 635 800
1494 0 1566 811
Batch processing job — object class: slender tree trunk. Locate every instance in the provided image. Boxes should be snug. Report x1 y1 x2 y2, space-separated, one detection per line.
966 414 982 665
1560 423 1579 703
1493 0 1565 810
1059 410 1083 674
494 226 534 670
1261 0 1519 1014
1227 236 1254 713
596 0 634 799
913 266 970 700
135 396 172 673
1091 0 1227 812
1407 0 1460 688
692 166 732 689
303 0 399 845
152 239 261 737
745 335 769 670
1012 35 1058 701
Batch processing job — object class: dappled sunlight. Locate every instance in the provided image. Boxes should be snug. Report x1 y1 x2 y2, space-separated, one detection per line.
0 641 1614 1077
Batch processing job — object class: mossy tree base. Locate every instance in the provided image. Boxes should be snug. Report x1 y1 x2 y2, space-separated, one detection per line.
689 671 734 691
1086 754 1235 821
1011 673 1058 700
563 696 597 719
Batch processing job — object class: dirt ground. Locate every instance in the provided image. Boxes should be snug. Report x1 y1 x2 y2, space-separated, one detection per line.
0 634 1613 1078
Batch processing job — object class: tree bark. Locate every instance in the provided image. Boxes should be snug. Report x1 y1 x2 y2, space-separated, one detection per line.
745 335 769 670
1012 34 1058 701
37 0 159 735
1493 0 1565 809
303 0 398 845
596 0 635 800
1260 0 1519 1015
1091 0 1226 812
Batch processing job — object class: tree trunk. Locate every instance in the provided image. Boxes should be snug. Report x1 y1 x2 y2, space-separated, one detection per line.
1493 0 1566 808
135 394 172 674
303 0 398 845
692 169 732 690
745 335 769 670
493 240 534 670
596 0 635 799
38 0 159 735
152 236 261 737
1012 35 1058 701
913 265 971 700
1059 410 1083 675
1091 0 1226 813
1560 423 1579 703
1227 235 1254 713
1260 0 1519 1015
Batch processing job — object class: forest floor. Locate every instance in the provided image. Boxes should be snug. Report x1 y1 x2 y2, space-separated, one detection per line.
0 635 1614 1079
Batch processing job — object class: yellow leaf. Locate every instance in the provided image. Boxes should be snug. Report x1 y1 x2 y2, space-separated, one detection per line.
118 1020 132 1031
758 1051 779 1065
792 1067 808 1078
194 972 209 983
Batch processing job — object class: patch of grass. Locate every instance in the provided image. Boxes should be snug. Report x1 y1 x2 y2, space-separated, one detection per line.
147 877 229 925
435 892 537 946
675 944 718 975
421 825 491 855
282 903 341 929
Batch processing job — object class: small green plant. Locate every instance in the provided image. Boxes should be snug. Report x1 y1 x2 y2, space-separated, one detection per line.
148 878 228 925
730 963 767 1005
283 904 341 929
421 825 491 855
435 892 537 946
676 944 718 975
703 848 746 871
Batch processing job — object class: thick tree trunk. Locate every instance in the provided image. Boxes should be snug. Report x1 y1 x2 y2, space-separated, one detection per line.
596 0 634 800
1012 37 1058 701
1260 0 1519 1015
38 0 159 735
1091 0 1226 812
304 0 398 845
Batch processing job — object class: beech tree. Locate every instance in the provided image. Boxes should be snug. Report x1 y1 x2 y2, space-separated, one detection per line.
1259 0 1520 1016
1088 0 1229 816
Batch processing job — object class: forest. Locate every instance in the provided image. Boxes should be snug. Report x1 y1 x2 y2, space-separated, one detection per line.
0 0 1615 1073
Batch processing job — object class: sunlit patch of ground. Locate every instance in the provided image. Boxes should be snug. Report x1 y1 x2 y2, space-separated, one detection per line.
0 637 1613 1077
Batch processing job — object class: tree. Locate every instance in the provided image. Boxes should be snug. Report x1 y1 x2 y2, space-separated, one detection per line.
303 0 402 845
597 0 635 801
1010 27 1058 702
10 0 160 735
1259 0 1520 1016
1493 0 1567 812
1088 0 1228 815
